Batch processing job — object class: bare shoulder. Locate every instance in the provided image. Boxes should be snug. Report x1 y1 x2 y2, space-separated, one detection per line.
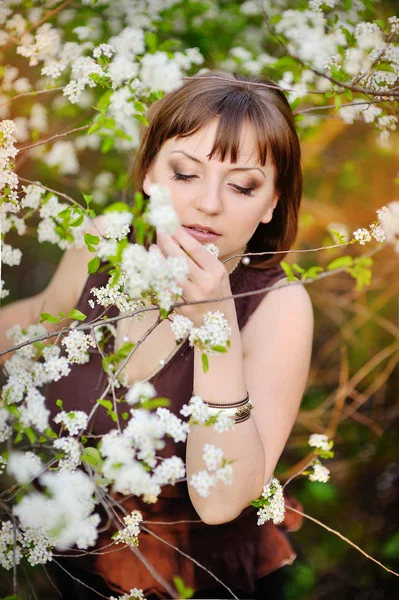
37 215 108 316
241 279 314 354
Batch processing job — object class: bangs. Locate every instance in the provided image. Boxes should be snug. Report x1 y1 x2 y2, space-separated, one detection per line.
170 86 290 175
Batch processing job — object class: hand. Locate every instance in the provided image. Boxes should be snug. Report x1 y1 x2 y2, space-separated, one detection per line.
156 226 234 326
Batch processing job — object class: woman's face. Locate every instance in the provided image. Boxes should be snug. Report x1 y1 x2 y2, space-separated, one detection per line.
143 117 279 261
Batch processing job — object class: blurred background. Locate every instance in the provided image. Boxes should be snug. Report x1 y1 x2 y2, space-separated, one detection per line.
1 1 399 598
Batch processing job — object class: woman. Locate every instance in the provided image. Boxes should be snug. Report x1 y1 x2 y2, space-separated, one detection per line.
1 71 313 599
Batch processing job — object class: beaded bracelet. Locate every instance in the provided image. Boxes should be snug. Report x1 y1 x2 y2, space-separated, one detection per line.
189 393 254 423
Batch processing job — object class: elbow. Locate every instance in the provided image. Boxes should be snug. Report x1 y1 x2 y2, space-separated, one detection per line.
199 507 242 526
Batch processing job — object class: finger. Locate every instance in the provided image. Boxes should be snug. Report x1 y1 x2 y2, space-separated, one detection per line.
156 231 203 280
172 226 223 272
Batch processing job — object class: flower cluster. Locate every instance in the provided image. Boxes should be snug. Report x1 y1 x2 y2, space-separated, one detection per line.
53 437 82 471
145 184 180 235
110 589 146 600
170 311 232 355
180 395 235 433
189 443 233 498
125 381 156 405
0 120 19 206
7 451 43 484
189 311 232 355
37 194 88 250
308 433 333 452
104 211 133 241
114 510 143 547
53 410 89 436
352 203 399 251
12 470 100 556
308 459 330 483
255 477 285 526
61 329 96 364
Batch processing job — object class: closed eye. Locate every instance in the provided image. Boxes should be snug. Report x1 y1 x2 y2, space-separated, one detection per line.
230 184 255 197
171 171 198 182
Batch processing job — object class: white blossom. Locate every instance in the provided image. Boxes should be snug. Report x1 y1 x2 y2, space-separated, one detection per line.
13 470 100 550
126 381 156 406
309 459 330 483
152 456 185 485
7 451 43 484
169 314 194 342
189 469 217 498
308 433 332 452
203 444 223 472
256 477 285 526
53 410 89 436
146 184 180 235
54 437 82 471
189 311 231 355
61 329 96 364
156 408 190 443
110 589 146 600
19 388 50 432
353 227 372 245
104 211 133 241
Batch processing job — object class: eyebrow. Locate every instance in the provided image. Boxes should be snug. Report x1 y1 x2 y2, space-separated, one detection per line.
169 150 266 178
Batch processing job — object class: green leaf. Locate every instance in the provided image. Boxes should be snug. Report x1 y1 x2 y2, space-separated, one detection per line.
292 263 305 274
81 454 97 467
24 427 36 444
302 266 324 280
281 261 300 281
39 312 59 324
6 405 21 418
211 345 228 353
134 101 146 113
97 399 113 411
101 136 114 153
334 94 343 110
45 427 58 439
67 309 87 321
103 201 131 214
87 121 102 135
140 397 171 410
84 233 100 252
327 256 353 270
173 576 194 599
70 213 84 227
202 353 209 374
88 256 101 274
82 194 93 206
344 88 353 102
145 31 158 52
110 410 118 422
134 191 144 212
329 228 348 245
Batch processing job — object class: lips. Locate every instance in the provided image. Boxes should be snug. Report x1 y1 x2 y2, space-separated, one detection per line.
185 223 220 235
183 225 221 242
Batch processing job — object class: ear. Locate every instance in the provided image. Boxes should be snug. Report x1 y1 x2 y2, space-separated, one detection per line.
260 191 279 225
142 170 153 196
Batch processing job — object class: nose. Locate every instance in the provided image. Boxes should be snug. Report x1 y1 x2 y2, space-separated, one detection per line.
194 178 222 215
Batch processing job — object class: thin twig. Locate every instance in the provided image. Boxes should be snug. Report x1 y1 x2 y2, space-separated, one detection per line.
0 87 63 109
285 505 399 577
18 124 90 152
1 0 72 52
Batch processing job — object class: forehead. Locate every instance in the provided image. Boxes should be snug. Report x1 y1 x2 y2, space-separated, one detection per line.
162 117 272 167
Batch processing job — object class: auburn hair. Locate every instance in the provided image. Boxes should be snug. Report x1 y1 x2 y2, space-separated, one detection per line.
133 71 302 267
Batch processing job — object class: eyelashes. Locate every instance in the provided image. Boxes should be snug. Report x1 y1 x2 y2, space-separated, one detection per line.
171 171 256 197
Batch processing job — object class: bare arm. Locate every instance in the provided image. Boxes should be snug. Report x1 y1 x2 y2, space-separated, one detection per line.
186 281 314 525
0 216 106 358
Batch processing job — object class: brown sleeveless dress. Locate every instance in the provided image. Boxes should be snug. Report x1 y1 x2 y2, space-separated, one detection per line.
46 252 304 599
